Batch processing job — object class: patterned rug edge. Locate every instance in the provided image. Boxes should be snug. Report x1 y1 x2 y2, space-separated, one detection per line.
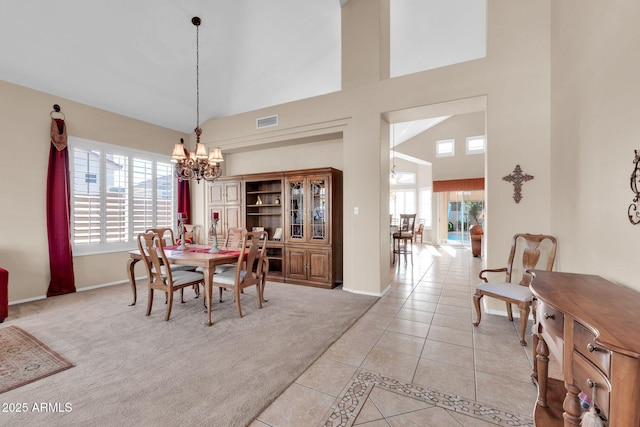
0 326 75 395
323 369 534 427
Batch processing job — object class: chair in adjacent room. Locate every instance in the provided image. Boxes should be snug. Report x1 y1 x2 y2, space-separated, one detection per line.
137 231 205 321
392 213 417 263
413 218 425 243
469 224 483 257
212 231 268 318
472 233 557 346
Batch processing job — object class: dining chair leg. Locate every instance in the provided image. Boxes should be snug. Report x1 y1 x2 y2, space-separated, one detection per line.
218 287 223 303
472 293 482 326
234 287 243 318
165 291 173 321
146 289 154 316
256 285 263 309
180 288 185 304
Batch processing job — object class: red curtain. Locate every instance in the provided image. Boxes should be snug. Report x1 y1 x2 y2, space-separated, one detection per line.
46 118 75 297
177 180 191 223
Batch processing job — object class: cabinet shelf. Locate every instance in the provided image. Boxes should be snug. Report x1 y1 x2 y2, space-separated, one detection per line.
247 204 282 207
247 213 281 216
246 190 281 195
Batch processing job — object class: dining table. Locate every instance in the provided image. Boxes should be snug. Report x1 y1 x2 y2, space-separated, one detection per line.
127 244 240 326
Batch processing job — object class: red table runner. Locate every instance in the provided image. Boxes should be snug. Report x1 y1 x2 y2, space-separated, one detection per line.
165 245 240 256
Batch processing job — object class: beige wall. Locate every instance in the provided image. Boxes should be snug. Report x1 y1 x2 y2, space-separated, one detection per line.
0 80 186 302
550 0 640 289
399 112 485 181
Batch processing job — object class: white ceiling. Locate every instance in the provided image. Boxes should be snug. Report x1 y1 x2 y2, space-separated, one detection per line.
0 0 485 134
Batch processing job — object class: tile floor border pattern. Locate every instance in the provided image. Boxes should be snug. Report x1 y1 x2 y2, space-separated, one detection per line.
323 369 534 427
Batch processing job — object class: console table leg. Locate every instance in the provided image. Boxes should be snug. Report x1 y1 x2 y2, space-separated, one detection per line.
535 336 549 407
563 383 582 426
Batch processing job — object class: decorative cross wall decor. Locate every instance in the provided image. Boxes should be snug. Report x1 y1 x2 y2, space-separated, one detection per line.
628 150 640 224
503 165 534 204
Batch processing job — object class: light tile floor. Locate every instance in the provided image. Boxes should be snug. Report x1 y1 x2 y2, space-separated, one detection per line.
250 244 560 427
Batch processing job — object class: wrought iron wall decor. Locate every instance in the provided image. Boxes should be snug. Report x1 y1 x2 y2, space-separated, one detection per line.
629 150 640 224
503 165 534 204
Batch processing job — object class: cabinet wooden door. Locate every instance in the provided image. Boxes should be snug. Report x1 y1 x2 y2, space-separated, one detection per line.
285 246 330 284
207 179 242 242
285 247 307 281
307 248 330 283
208 180 241 205
285 174 330 244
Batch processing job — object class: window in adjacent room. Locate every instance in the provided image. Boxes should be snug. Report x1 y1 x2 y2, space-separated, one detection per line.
69 136 176 255
466 135 485 155
436 139 455 157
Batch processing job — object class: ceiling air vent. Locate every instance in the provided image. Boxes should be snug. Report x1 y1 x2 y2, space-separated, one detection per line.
256 114 278 129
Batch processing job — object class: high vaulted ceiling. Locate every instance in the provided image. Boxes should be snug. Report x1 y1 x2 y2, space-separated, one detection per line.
0 0 485 134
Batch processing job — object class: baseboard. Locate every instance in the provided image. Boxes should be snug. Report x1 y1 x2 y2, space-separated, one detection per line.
343 283 390 298
9 279 131 306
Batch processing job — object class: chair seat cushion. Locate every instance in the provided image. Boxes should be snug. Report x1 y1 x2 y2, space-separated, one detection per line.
392 232 414 238
169 264 196 272
214 269 248 285
171 270 204 286
476 282 533 302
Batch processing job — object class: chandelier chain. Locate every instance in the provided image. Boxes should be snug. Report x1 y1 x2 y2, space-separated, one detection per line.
196 22 200 133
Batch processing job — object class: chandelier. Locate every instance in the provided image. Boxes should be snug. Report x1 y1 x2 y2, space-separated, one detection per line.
171 16 224 183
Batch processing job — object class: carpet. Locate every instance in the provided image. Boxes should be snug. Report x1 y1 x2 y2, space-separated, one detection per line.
0 326 74 394
1 280 378 426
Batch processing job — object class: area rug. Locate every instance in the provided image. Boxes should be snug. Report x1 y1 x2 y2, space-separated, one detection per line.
324 369 534 427
0 326 74 394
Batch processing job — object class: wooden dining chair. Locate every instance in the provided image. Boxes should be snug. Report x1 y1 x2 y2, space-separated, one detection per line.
182 224 200 244
146 227 198 296
472 233 557 346
137 232 205 321
212 231 268 318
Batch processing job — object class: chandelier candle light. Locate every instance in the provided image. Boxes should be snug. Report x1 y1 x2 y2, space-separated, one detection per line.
171 16 224 183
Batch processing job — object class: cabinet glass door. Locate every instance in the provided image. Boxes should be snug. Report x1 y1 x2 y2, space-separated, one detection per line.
289 179 304 240
310 178 327 241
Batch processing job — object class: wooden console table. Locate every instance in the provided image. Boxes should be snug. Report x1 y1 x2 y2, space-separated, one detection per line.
529 270 640 426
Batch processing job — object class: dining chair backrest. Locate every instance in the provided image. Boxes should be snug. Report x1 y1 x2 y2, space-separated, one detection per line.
239 231 268 279
145 227 175 248
183 224 200 244
223 227 246 249
398 214 416 233
138 231 171 285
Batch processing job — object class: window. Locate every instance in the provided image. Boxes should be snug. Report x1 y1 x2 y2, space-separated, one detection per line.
419 187 432 228
390 189 416 220
436 139 455 157
395 172 416 185
69 136 176 255
466 135 485 155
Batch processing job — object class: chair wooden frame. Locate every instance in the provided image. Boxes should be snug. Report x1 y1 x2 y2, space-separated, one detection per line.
137 231 205 321
392 213 417 263
413 219 425 243
213 231 268 318
473 233 557 346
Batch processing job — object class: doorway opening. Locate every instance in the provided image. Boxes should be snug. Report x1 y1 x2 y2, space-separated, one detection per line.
437 190 484 246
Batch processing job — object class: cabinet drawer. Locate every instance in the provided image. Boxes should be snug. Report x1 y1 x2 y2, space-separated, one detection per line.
573 351 610 420
574 321 611 377
538 300 564 338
